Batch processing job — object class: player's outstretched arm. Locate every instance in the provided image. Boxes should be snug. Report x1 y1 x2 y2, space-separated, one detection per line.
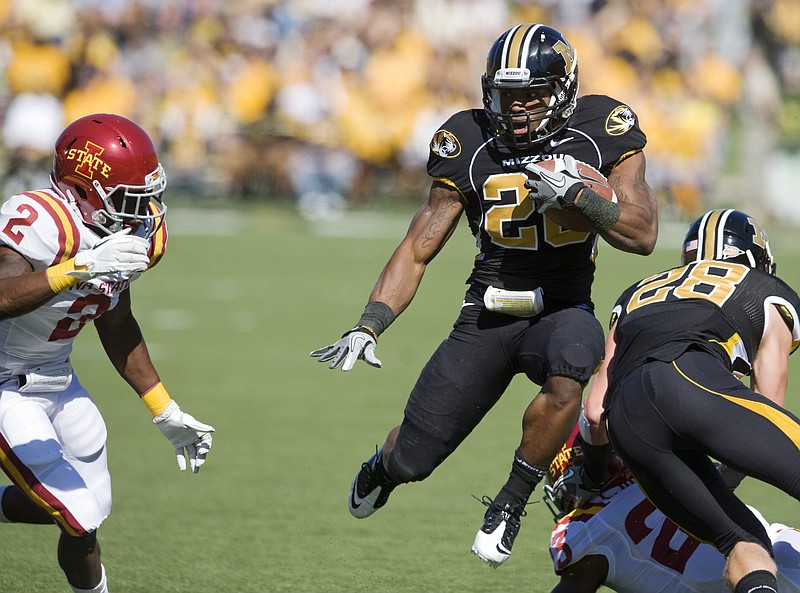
95 290 214 473
601 151 658 255
311 182 463 371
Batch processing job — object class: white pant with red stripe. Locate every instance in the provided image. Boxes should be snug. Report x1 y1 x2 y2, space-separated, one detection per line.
0 374 110 536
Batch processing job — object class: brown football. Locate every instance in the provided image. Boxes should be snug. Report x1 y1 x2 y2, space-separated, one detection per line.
533 159 615 232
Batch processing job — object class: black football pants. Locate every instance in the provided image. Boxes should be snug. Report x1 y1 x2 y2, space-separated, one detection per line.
606 349 800 556
386 284 604 485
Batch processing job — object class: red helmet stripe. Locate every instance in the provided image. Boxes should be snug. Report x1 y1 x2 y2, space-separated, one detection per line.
26 191 81 265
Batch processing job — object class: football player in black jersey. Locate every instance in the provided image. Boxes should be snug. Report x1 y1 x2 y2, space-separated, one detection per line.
311 23 658 566
570 209 800 593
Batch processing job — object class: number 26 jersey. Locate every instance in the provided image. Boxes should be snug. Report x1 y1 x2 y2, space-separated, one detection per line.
426 94 646 303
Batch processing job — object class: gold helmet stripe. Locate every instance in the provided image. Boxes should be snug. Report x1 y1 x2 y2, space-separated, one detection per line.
698 209 728 261
502 24 541 70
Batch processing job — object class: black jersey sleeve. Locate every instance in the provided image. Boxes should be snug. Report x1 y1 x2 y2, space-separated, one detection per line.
427 109 493 192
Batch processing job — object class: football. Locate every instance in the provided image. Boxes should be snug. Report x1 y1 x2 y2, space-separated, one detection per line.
533 159 615 232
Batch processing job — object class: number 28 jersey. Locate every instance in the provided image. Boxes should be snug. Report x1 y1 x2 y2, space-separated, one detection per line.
0 188 168 374
606 261 800 385
426 94 646 303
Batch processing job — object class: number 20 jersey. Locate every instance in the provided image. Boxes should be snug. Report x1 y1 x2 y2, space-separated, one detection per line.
426 94 646 303
0 188 167 373
550 480 800 592
606 261 800 385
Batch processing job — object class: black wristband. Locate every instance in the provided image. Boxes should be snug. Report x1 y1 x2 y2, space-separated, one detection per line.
357 301 396 337
580 438 612 486
573 188 621 232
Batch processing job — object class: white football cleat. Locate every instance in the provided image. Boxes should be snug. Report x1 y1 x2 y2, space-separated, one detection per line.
471 499 524 568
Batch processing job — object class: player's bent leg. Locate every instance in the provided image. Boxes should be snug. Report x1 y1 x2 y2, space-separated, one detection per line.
472 308 605 566
349 317 513 519
0 394 110 535
0 484 53 524
473 375 585 568
54 384 113 520
519 375 584 466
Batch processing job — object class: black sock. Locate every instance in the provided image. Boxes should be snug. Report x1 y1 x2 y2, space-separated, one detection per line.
494 449 547 508
734 570 778 593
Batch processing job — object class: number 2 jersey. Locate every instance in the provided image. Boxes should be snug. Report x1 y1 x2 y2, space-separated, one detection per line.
426 94 645 304
550 479 800 592
606 261 800 388
0 188 167 374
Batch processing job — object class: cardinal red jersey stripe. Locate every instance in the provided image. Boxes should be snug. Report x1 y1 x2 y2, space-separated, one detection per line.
24 191 81 266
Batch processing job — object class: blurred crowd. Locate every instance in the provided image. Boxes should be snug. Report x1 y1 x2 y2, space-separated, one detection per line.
1 0 799 222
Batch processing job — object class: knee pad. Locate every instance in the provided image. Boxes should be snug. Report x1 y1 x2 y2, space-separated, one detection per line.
517 309 604 385
53 392 107 463
551 342 603 384
519 341 600 385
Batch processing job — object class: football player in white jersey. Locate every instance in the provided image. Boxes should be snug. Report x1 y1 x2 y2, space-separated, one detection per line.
545 427 800 593
0 114 214 593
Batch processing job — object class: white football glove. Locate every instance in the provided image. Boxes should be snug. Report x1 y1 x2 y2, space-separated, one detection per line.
524 155 585 213
153 401 215 473
68 230 150 280
543 466 602 517
310 327 382 372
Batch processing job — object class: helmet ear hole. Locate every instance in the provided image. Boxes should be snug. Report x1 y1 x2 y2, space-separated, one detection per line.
74 185 87 200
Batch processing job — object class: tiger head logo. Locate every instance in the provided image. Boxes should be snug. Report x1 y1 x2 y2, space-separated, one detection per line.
605 105 636 136
430 129 461 158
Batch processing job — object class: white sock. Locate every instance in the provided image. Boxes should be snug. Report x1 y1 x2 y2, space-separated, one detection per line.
0 485 11 522
70 564 108 593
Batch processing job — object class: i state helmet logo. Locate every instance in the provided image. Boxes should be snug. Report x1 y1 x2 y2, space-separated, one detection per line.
605 105 636 136
430 130 461 158
68 141 112 180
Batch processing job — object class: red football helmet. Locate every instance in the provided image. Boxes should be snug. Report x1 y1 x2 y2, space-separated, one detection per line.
51 113 167 238
544 424 630 519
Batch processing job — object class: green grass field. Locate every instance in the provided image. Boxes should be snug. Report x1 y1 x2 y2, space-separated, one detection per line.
1 203 799 592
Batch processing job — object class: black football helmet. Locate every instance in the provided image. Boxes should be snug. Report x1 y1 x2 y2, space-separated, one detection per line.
482 24 579 149
681 209 775 274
